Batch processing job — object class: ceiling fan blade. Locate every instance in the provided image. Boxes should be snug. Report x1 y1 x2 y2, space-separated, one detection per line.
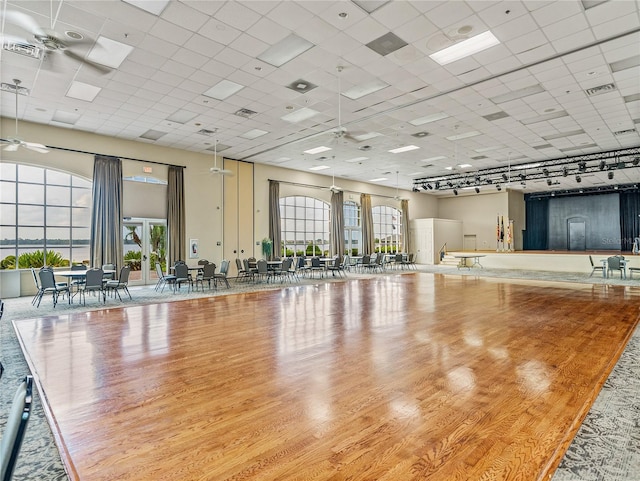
24 141 49 153
2 10 46 36
63 49 112 74
4 143 20 152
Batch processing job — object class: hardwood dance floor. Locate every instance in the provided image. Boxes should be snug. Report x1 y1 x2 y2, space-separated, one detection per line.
13 273 640 481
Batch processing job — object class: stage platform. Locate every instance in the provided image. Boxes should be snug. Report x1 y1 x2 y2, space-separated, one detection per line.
444 250 640 274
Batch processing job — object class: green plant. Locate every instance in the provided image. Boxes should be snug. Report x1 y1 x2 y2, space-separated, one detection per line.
0 255 16 269
261 237 273 259
124 250 142 271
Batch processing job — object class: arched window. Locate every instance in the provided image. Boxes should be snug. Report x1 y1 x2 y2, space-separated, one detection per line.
280 196 330 257
343 200 361 256
0 163 91 269
372 205 402 254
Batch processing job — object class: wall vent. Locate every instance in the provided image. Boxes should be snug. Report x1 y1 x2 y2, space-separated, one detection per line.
234 108 257 118
614 129 637 136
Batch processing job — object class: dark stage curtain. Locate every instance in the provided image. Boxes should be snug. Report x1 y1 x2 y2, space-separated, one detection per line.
620 191 640 251
523 197 549 250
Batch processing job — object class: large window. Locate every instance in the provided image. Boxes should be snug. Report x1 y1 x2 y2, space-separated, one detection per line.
372 205 402 253
280 196 330 257
344 200 361 256
0 163 92 269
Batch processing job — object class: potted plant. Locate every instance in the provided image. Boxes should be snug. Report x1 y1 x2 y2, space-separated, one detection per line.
261 238 273 260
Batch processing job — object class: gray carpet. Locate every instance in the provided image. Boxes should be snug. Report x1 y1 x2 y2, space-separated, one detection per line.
1 266 638 480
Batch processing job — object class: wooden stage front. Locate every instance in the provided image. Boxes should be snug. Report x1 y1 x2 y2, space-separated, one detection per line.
13 273 640 481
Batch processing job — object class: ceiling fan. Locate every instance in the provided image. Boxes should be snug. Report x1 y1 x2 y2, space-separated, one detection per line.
393 171 404 200
325 156 343 193
209 137 233 176
1 9 111 73
328 66 365 145
1 79 49 154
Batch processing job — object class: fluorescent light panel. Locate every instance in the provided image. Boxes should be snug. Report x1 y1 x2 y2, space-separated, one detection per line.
304 146 332 154
86 36 134 69
490 84 545 104
344 156 369 163
446 130 481 141
520 110 569 125
421 155 447 162
389 145 419 153
281 107 320 123
257 34 314 67
309 165 330 171
66 81 101 102
122 0 170 15
241 129 268 140
52 110 80 125
342 80 389 100
166 110 197 124
370 177 388 182
429 31 500 66
203 80 244 101
409 112 449 126
351 132 382 141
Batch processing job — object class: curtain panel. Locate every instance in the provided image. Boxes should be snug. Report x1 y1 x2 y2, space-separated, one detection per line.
360 193 375 255
620 191 640 252
268 180 282 259
401 199 410 254
523 197 549 250
167 166 185 267
330 190 345 258
90 155 123 269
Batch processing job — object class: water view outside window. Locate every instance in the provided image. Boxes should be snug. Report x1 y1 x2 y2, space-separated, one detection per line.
343 200 361 256
280 196 330 257
372 205 402 253
0 163 91 269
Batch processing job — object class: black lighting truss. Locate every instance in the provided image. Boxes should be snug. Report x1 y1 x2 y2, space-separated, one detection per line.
412 146 640 192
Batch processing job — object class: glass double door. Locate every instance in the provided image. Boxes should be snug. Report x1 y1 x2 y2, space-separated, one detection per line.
122 219 167 285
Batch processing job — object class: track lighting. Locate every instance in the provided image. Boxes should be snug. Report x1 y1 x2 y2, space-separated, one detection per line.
547 179 552 186
453 189 458 196
599 160 606 170
563 167 568 177
475 187 480 193
576 175 581 183
421 183 429 191
412 186 419 192
502 173 508 181
496 184 501 191
608 171 614 179
578 161 586 172
435 181 440 189
633 157 640 166
543 168 549 176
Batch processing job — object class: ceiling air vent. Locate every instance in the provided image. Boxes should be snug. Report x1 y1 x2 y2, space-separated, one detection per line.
197 129 216 136
585 83 616 96
234 108 257 118
0 82 29 95
2 41 42 59
614 129 637 136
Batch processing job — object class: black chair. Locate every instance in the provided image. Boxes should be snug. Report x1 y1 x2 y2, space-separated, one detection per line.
155 262 176 292
309 257 324 278
0 299 4 380
173 263 192 292
589 255 604 277
195 262 216 291
78 268 106 305
37 268 69 307
607 256 626 278
105 265 132 300
0 375 33 481
214 260 231 289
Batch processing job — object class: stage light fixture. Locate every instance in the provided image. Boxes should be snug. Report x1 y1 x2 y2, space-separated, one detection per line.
453 189 458 196
578 161 586 172
502 173 508 181
547 179 552 186
576 175 581 183
543 168 549 176
475 187 480 193
435 181 440 189
412 186 419 192
496 184 501 191
608 171 614 179
421 183 429 191
563 167 568 177
633 157 640 166
599 160 606 170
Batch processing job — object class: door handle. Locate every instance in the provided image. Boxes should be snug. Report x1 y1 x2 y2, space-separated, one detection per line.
143 254 147 261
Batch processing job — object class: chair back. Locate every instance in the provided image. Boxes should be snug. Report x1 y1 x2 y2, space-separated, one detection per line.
607 256 622 269
174 263 189 279
243 259 251 272
281 258 292 271
30 268 40 289
297 257 305 268
202 262 216 278
38 268 56 289
311 257 321 268
102 263 115 271
0 299 4 320
198 259 209 265
0 375 33 481
333 256 341 268
395 253 403 263
235 258 243 271
71 264 87 271
362 254 371 265
256 259 268 274
84 268 104 288
155 262 165 278
117 265 131 283
219 260 230 275
589 255 595 267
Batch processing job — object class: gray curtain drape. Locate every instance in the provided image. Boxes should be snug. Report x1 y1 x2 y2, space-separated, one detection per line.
90 155 123 269
401 199 410 254
330 190 345 258
360 193 374 255
268 180 281 259
167 166 185 267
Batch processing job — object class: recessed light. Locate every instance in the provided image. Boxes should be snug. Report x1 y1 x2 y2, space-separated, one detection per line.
389 145 419 154
429 31 500 65
309 165 331 171
304 146 332 155
370 177 388 182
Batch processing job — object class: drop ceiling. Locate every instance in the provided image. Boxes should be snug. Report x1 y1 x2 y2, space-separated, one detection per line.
1 0 639 196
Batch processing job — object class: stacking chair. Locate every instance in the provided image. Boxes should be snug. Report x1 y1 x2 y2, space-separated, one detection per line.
403 253 417 270
235 258 248 282
242 259 257 282
588 255 604 277
213 260 231 289
326 256 345 277
78 268 106 305
30 268 43 306
37 267 69 308
155 262 176 292
255 259 273 283
105 265 132 301
195 262 216 291
607 256 626 278
101 263 116 282
309 257 324 278
0 375 33 481
173 263 192 292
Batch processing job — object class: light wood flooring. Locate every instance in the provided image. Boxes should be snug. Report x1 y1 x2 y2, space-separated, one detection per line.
13 273 640 481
